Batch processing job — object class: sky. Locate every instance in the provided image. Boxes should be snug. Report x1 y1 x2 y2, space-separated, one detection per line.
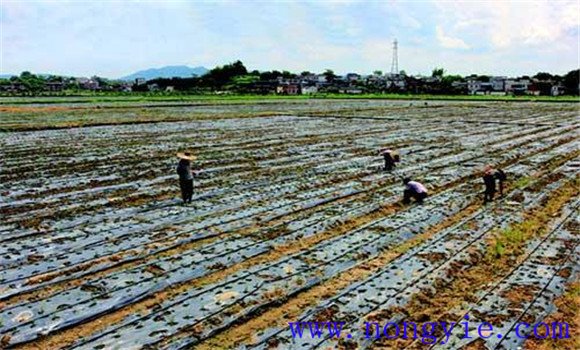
1 0 578 78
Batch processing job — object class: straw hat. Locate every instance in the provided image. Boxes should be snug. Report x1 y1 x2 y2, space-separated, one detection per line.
484 165 495 175
177 152 196 161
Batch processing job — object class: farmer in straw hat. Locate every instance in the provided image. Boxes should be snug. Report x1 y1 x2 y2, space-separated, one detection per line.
176 152 196 205
379 148 400 172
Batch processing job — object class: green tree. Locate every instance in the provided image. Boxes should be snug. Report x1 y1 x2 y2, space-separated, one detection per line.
18 71 45 94
232 75 260 85
442 74 463 85
431 67 445 78
93 76 110 89
203 60 248 88
440 74 464 94
373 70 383 76
281 70 296 79
563 69 579 95
46 75 63 82
533 72 553 81
322 69 336 82
259 70 282 81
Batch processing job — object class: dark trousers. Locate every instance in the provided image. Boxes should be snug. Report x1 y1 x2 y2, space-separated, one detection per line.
483 174 496 203
384 155 395 171
179 179 193 203
403 189 427 204
484 190 495 203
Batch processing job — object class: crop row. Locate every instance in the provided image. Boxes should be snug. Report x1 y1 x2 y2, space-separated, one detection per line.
0 101 577 349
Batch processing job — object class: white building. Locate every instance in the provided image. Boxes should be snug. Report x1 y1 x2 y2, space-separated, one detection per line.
505 79 530 94
551 85 565 96
490 76 507 91
467 80 494 94
301 86 318 95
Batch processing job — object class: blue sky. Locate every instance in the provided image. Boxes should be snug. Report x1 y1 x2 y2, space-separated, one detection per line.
1 0 578 78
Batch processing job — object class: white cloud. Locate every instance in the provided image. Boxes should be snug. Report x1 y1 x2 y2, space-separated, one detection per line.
399 13 422 30
327 14 362 37
435 25 470 49
433 0 578 50
1 0 577 77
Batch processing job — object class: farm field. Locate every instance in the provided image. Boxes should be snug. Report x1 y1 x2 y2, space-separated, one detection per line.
0 100 578 349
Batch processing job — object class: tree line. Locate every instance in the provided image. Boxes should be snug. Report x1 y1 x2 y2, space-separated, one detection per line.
1 61 579 96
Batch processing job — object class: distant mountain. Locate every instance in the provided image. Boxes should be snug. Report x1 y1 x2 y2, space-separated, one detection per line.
120 65 209 81
0 74 16 79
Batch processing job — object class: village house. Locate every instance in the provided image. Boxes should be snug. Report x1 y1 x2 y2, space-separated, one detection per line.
365 73 385 84
465 76 564 96
345 73 361 82
45 82 65 92
147 83 160 92
551 85 565 96
526 83 541 96
505 79 530 95
451 81 468 93
119 83 133 92
0 82 25 93
529 78 559 96
276 83 300 95
301 85 318 95
76 77 100 90
467 79 493 94
386 76 406 90
315 74 328 83
339 88 364 94
245 81 277 94
490 76 507 92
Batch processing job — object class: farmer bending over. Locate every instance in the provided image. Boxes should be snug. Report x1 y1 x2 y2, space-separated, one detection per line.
176 152 196 205
403 177 428 204
379 149 400 172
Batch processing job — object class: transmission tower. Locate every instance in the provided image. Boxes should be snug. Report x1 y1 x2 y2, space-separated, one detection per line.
390 39 398 75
